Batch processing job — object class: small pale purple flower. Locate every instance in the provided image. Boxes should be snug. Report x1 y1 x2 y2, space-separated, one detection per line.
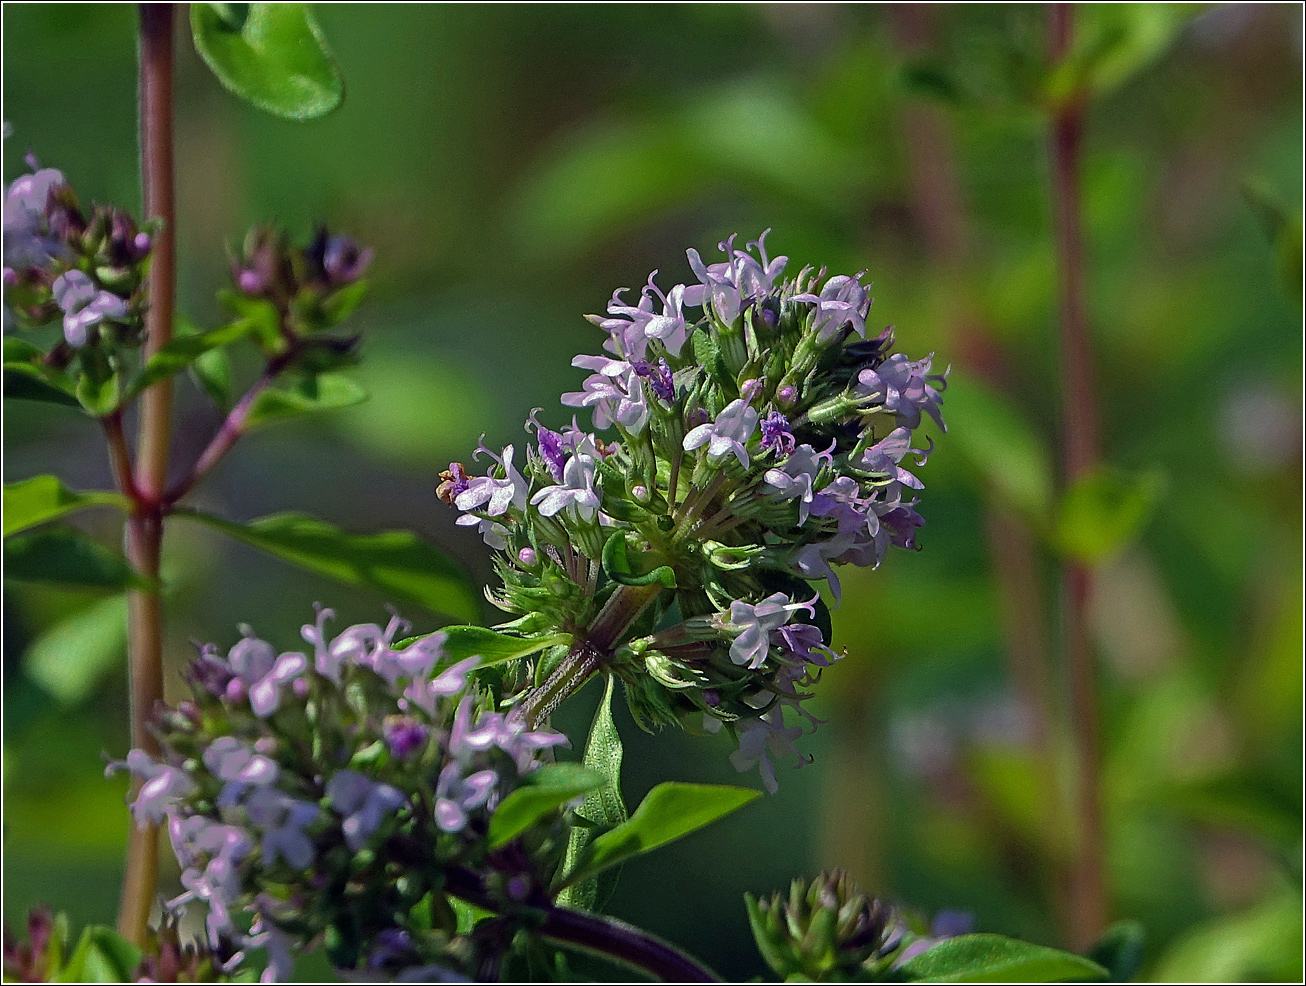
530 436 601 520
794 273 871 343
729 707 805 795
203 736 280 806
107 750 196 826
3 166 65 268
226 632 308 718
562 356 650 434
683 398 760 467
51 270 128 347
722 593 816 669
856 427 931 490
763 444 832 523
685 230 787 325
326 770 407 852
433 761 499 833
243 788 320 869
454 441 529 517
853 353 947 432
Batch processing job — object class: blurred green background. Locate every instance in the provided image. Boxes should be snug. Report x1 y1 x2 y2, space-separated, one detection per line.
3 4 1301 981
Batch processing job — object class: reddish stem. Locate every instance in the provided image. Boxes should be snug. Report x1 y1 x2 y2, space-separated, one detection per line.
1048 1 1107 950
117 1 175 946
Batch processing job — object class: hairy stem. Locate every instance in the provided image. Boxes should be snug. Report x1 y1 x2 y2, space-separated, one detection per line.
444 868 719 982
520 582 662 728
1048 1 1107 950
117 1 175 946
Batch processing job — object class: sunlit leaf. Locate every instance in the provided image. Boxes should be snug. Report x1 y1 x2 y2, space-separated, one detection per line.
190 2 344 120
557 674 627 911
24 595 128 706
1054 466 1164 564
416 625 569 666
898 933 1108 983
175 509 479 622
3 475 129 538
488 763 605 848
246 372 367 427
560 782 760 888
1151 891 1302 984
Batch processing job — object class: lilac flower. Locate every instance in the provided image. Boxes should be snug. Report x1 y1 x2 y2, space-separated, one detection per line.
326 770 408 852
203 736 280 806
683 398 760 467
729 707 805 795
107 750 196 826
794 273 870 343
774 623 837 668
457 513 511 550
405 654 479 716
760 410 796 457
243 788 320 868
790 536 856 604
562 356 649 434
881 502 926 550
530 436 601 520
323 234 373 287
855 427 932 490
591 272 694 359
632 357 676 402
853 353 947 432
166 821 253 948
51 270 127 347
762 444 832 523
454 441 528 516
685 230 787 325
722 593 816 669
809 476 869 537
448 696 567 770
433 761 499 833
247 911 296 984
3 166 65 268
436 462 470 504
226 632 308 717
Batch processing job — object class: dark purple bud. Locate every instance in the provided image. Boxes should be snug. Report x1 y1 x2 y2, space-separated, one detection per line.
133 232 152 257
760 410 796 457
507 875 531 901
758 296 781 330
633 358 675 402
186 647 234 697
324 235 373 287
688 407 710 429
3 267 17 287
703 689 721 707
384 716 429 758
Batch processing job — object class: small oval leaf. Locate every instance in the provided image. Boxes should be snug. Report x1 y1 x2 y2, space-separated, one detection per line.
488 763 605 848
898 933 1109 983
4 476 129 538
191 2 344 121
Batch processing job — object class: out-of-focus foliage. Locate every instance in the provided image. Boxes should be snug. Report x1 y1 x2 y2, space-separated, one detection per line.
3 4 1300 982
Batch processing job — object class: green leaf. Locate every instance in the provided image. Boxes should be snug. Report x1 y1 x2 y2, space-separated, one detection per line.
124 319 254 401
192 345 234 411
561 782 760 888
1085 922 1145 983
899 934 1108 983
602 531 676 588
1054 466 1164 564
3 338 82 407
245 372 367 427
74 368 120 417
190 2 344 120
4 476 130 538
1048 4 1201 103
58 925 141 983
322 280 370 324
3 529 151 592
428 624 569 666
216 289 284 350
488 763 605 848
24 595 129 706
557 674 628 911
944 374 1054 523
175 509 480 622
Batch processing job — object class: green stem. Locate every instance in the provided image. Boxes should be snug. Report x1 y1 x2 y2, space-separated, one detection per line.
117 1 175 947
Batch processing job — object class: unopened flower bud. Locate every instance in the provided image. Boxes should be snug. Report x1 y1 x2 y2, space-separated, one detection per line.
777 385 797 408
740 378 762 404
747 871 893 981
133 232 152 256
225 678 247 703
632 485 650 502
518 547 538 566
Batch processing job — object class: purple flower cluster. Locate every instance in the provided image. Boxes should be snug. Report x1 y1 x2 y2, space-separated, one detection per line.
443 230 944 793
109 607 568 980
